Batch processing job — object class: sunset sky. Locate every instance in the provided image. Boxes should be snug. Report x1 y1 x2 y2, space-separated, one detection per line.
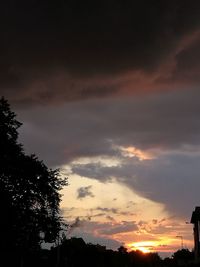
1 0 200 257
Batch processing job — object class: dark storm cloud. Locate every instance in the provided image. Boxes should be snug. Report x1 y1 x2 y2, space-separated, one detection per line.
172 35 200 83
0 1 200 104
16 87 200 217
17 87 200 166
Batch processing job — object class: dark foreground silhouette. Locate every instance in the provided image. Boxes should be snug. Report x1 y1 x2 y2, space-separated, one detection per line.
6 237 196 267
49 239 196 267
0 98 67 266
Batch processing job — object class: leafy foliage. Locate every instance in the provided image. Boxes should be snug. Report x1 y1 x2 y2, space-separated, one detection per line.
0 97 67 253
172 248 194 263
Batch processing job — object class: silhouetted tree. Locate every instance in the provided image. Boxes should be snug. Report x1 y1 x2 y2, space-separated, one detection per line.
48 237 165 267
118 245 128 254
0 97 67 264
172 248 194 266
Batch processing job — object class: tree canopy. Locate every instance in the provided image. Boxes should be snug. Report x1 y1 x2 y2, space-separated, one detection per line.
0 97 67 255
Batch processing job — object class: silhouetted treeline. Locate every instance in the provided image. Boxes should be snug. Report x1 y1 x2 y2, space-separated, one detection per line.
48 239 196 267
15 237 195 267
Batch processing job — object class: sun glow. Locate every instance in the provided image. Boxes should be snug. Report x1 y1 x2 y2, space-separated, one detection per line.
128 241 158 253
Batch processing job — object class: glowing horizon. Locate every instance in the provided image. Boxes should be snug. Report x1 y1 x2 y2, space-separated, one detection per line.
60 170 194 256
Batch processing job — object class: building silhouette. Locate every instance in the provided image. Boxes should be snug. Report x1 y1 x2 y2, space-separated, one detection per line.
190 206 200 263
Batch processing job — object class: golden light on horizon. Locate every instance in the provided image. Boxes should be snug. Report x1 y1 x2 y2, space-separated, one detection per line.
60 167 193 255
127 241 157 253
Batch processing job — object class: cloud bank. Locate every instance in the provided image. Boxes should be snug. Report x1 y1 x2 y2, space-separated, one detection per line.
15 87 200 218
0 1 200 104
